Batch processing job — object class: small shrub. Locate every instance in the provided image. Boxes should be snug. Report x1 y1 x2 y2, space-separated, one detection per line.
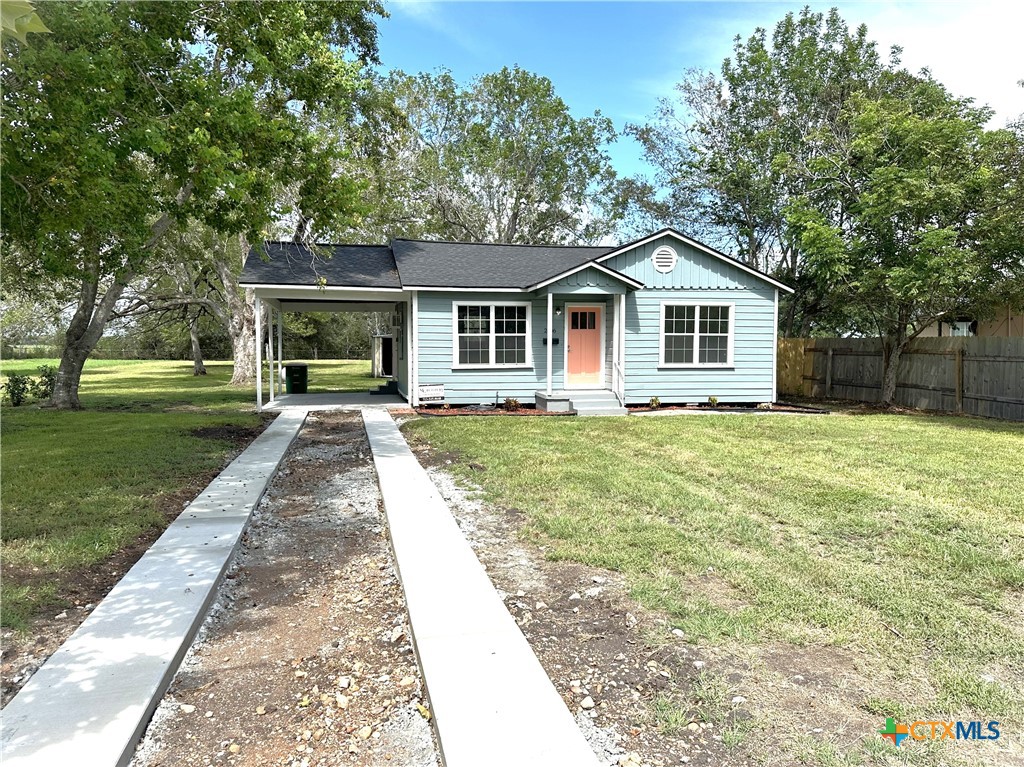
707 396 719 407
649 396 661 409
3 374 31 406
503 397 520 412
756 402 772 410
30 365 57 401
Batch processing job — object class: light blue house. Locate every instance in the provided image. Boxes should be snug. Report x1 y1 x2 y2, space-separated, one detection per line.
240 229 793 414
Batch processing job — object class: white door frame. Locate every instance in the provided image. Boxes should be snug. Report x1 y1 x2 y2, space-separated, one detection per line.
563 302 606 390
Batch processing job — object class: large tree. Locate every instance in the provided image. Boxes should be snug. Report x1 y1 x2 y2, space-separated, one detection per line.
1 0 383 407
787 74 1015 404
628 8 893 334
342 66 622 245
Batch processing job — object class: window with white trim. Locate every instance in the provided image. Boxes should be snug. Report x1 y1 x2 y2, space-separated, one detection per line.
454 303 531 367
661 303 733 366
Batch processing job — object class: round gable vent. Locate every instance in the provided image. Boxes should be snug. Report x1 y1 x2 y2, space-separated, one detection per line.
651 245 678 274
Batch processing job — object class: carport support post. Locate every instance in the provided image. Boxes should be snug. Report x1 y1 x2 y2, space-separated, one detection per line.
546 292 553 395
255 296 263 412
267 308 274 404
277 307 283 396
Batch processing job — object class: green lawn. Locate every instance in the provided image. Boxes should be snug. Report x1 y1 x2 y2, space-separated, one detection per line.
404 414 1024 723
0 357 372 629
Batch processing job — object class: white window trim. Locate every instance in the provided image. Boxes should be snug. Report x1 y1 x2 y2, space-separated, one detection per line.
658 301 736 369
451 301 533 370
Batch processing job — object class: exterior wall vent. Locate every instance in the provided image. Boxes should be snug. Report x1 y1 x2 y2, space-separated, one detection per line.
651 245 678 274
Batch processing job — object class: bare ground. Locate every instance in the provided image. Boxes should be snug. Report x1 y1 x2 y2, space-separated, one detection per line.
131 412 439 767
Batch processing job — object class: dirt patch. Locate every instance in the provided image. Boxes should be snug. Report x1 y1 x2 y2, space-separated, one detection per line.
1 421 271 708
131 412 439 767
189 417 273 447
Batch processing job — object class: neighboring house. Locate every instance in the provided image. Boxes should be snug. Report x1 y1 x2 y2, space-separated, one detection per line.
918 306 1024 338
239 228 794 413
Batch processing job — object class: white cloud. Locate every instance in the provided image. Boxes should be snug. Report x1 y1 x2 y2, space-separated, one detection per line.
646 1 1022 127
389 0 490 60
849 0 1023 125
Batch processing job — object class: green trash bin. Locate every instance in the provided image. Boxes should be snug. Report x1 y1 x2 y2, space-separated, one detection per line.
284 363 308 394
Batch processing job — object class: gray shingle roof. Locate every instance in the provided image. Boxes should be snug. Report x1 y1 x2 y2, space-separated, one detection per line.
391 239 614 289
239 242 401 289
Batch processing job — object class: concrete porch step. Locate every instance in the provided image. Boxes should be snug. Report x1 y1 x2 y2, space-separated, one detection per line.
568 390 627 416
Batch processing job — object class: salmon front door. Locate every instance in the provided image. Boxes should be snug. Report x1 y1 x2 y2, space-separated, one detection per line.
566 305 603 388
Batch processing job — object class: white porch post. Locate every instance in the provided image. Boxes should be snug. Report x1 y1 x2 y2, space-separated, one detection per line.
612 292 619 395
255 296 263 412
410 291 419 407
614 292 622 401
277 307 284 396
546 291 553 396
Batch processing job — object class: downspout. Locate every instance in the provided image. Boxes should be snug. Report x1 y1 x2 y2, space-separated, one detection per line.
772 288 779 402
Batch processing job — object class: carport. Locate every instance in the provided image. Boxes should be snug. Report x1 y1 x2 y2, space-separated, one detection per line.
239 242 411 412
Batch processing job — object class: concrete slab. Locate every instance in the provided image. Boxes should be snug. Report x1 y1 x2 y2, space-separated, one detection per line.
264 392 405 412
1 410 307 767
362 409 600 767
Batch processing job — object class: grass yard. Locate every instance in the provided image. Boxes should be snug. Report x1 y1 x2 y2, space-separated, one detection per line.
404 413 1024 762
0 358 372 629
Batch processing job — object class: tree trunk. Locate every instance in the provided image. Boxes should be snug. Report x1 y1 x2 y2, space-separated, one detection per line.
51 265 132 409
215 236 257 386
880 336 908 406
189 317 207 375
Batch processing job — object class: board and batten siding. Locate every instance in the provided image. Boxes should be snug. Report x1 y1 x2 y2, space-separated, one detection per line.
544 266 628 294
605 235 778 404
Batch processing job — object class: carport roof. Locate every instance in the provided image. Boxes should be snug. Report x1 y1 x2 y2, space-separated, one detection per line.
239 242 402 289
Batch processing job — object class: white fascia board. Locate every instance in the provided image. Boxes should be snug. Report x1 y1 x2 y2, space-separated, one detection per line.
596 229 795 294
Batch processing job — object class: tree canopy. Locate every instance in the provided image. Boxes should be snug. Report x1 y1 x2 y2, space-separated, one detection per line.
1 0 385 407
343 66 622 245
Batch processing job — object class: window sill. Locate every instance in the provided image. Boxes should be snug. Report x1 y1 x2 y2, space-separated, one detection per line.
658 364 734 370
451 364 534 371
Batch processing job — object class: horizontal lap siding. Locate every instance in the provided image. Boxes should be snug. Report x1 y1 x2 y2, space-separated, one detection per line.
623 288 776 404
416 292 553 404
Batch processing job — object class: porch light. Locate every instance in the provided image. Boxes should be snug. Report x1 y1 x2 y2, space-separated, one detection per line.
555 306 562 316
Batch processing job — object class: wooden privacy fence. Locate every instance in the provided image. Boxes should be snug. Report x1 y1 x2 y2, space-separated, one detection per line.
777 337 1024 421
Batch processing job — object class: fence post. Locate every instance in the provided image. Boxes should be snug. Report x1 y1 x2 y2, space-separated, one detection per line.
955 348 964 413
825 347 833 398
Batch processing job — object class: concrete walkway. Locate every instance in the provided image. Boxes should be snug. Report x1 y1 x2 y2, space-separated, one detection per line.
264 391 405 412
1 410 307 767
363 409 600 767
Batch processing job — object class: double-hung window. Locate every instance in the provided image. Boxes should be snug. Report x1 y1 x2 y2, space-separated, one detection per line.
660 303 733 367
454 303 531 368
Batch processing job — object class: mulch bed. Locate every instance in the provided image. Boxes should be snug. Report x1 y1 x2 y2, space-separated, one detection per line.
415 405 573 417
628 401 829 414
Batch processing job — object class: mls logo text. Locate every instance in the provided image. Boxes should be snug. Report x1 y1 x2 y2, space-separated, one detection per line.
879 717 1000 747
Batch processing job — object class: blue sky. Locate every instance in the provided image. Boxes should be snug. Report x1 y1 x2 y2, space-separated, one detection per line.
376 1 1024 179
